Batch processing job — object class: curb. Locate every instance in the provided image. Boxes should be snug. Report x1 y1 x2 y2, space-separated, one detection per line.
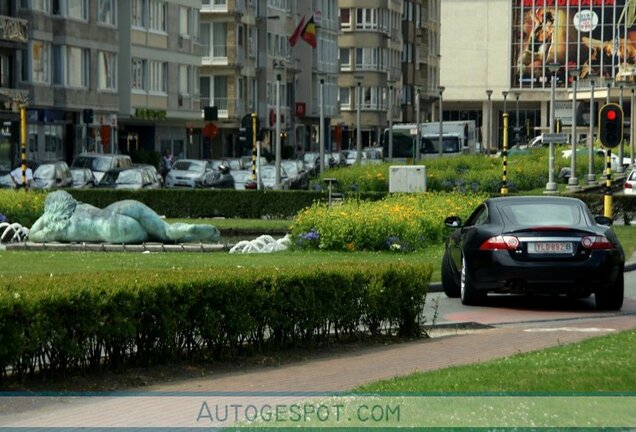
428 259 636 293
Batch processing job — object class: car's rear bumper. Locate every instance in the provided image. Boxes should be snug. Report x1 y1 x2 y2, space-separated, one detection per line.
468 250 624 294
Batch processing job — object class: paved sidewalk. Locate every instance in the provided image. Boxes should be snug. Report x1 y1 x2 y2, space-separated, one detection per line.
151 313 636 393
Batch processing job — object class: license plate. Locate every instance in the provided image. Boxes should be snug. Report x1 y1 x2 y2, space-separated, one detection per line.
528 242 573 254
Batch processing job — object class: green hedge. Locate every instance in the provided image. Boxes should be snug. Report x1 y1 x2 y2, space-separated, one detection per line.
0 262 432 380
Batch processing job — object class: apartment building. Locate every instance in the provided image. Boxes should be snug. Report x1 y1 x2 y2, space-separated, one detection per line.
11 0 201 167
441 0 635 153
0 1 28 170
198 0 338 159
335 0 439 149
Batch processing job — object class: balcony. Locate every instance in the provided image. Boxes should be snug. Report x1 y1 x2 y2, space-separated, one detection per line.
201 44 247 68
200 97 246 120
0 15 27 43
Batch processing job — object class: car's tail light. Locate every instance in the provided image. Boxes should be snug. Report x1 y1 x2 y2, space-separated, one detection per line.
479 235 520 251
581 235 615 250
625 182 632 190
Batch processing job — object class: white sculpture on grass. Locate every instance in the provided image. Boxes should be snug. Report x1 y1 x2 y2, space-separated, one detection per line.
0 222 29 243
229 234 291 253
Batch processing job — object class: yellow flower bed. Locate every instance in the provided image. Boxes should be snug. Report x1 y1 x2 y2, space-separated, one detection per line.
291 191 488 252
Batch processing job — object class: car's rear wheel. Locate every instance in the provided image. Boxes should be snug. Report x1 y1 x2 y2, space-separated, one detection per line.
460 256 486 306
595 271 624 310
441 251 460 298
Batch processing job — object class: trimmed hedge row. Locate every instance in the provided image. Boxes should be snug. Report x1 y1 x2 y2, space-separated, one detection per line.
0 262 432 380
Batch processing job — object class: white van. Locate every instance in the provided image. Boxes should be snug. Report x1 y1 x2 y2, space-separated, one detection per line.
71 153 133 182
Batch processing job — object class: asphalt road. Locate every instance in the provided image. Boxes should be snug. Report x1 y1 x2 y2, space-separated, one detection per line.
425 270 636 328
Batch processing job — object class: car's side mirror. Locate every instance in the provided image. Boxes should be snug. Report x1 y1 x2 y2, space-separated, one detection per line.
594 215 613 226
444 216 462 228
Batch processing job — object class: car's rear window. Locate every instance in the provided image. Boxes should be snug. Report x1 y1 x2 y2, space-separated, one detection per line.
499 203 583 226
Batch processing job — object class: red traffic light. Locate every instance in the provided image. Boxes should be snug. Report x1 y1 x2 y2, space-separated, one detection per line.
606 109 617 121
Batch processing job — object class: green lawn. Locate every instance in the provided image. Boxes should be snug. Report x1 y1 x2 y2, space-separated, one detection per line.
1 223 634 283
356 328 636 392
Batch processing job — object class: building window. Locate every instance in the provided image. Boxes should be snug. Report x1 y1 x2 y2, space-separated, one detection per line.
31 0 50 13
32 40 49 84
67 46 88 87
149 0 166 32
98 0 116 25
339 87 350 109
179 65 191 96
356 8 378 30
149 61 167 93
339 48 350 70
179 6 191 37
340 8 351 30
67 0 87 20
51 45 63 85
132 0 146 28
131 58 146 91
355 47 378 70
98 50 116 90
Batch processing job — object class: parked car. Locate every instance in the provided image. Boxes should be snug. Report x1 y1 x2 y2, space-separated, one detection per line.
245 165 290 190
70 168 97 189
624 169 636 194
230 169 254 190
133 163 163 188
71 153 132 182
441 195 624 310
164 159 217 188
97 167 161 190
281 160 309 190
31 161 73 190
561 148 631 171
222 158 244 171
331 151 348 167
240 155 269 169
303 152 320 174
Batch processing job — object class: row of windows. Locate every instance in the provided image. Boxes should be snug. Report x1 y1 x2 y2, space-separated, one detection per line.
26 40 116 90
20 0 199 37
340 8 401 33
21 0 115 25
339 48 401 72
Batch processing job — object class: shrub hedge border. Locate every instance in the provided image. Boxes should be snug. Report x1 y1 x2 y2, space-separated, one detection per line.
0 262 432 380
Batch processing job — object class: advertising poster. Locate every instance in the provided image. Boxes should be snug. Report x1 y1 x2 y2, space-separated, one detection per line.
513 0 636 88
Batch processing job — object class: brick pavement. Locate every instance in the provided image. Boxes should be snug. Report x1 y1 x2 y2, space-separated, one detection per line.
151 314 636 393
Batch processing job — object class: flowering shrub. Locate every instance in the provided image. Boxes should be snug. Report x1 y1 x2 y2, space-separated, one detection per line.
313 147 606 193
0 190 46 227
291 191 488 252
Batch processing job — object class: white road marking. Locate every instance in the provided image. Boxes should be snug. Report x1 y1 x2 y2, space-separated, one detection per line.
524 327 616 332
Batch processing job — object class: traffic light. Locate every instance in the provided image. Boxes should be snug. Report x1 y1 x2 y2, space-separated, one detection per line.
238 114 253 147
598 103 624 148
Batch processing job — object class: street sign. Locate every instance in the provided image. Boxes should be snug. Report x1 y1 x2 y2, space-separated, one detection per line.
541 133 569 144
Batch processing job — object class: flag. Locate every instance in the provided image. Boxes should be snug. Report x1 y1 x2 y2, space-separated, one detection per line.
301 16 317 48
288 16 306 47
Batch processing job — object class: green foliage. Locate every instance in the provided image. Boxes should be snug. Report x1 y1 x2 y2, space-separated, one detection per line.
291 192 488 252
0 190 46 227
314 147 607 194
0 262 431 379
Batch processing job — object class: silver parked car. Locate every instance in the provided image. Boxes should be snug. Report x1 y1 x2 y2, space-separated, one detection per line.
164 159 217 188
31 161 73 190
70 168 97 189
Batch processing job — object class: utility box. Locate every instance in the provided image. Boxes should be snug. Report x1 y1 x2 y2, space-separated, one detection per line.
389 165 427 193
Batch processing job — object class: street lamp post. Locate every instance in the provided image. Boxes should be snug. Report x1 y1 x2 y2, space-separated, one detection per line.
545 62 560 194
438 86 445 156
319 78 325 176
629 88 636 168
618 84 625 173
567 68 581 191
388 83 394 162
486 90 493 154
502 90 508 151
275 73 282 188
587 75 597 184
355 77 363 165
416 88 421 161
514 91 521 146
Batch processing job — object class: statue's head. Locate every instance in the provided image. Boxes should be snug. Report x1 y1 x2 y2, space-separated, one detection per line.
28 191 77 242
